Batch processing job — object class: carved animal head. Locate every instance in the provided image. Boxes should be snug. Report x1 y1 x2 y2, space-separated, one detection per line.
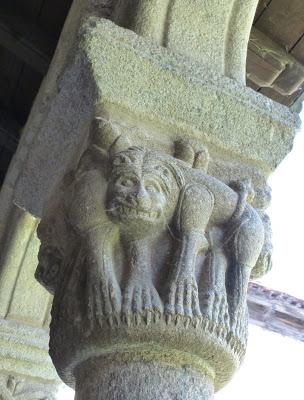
106 147 183 236
36 213 66 295
35 245 62 295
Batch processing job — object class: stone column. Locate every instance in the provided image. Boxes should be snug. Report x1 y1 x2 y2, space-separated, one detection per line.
9 0 299 399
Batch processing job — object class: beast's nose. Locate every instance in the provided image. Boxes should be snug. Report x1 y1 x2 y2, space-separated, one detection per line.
132 184 151 210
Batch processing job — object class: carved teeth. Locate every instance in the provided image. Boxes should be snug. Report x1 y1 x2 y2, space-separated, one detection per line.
118 206 158 220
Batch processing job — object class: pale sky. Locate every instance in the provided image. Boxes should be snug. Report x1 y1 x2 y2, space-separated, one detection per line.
56 111 304 400
216 325 304 400
257 109 304 299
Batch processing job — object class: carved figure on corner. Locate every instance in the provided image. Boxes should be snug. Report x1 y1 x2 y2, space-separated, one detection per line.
36 118 269 338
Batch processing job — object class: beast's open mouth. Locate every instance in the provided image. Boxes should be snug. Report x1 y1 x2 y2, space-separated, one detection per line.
114 205 161 222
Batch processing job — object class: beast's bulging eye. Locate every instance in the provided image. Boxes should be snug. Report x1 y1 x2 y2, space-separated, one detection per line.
117 177 136 188
145 181 160 193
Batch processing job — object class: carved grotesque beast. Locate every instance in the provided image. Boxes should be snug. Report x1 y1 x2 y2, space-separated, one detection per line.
37 120 270 336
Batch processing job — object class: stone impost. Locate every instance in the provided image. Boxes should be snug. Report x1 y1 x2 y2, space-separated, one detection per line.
5 0 299 399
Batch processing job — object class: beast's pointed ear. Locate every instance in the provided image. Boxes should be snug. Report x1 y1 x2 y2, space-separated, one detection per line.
229 179 255 204
109 134 132 157
90 117 131 156
193 148 210 171
174 140 210 171
90 118 121 151
174 140 195 165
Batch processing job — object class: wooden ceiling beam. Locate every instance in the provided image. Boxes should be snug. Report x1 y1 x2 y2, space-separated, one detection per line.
0 108 20 152
248 283 304 342
0 15 55 75
247 27 304 97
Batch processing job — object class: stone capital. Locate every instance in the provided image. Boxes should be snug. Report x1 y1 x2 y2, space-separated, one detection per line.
37 120 274 399
7 1 298 399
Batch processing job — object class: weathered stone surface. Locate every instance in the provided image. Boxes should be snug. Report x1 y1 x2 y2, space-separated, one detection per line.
75 359 213 400
13 18 299 219
83 18 299 170
36 119 275 394
1 1 297 399
114 0 259 83
0 318 57 384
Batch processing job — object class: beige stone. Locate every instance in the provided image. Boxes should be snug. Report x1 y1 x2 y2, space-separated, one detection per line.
0 1 299 399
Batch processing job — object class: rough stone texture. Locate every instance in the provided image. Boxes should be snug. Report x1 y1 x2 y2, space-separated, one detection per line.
114 0 170 44
0 0 297 399
0 318 57 387
75 359 213 400
83 18 299 171
113 0 259 83
12 18 299 218
36 120 275 395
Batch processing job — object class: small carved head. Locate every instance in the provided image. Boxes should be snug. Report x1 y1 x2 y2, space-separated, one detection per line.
35 245 62 295
36 221 63 295
106 147 182 235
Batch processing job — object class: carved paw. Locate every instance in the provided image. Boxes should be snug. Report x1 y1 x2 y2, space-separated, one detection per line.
86 268 122 330
165 276 201 320
201 291 229 327
230 305 248 338
122 280 163 324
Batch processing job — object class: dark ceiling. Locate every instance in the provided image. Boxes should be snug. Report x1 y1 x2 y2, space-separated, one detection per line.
248 0 304 109
0 0 303 186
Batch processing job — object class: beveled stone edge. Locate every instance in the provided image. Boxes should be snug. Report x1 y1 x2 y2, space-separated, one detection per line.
84 17 300 129
81 17 299 173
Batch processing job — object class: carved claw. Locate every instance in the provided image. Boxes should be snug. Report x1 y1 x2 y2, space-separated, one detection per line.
165 276 201 319
231 305 248 338
122 281 163 322
85 268 122 333
202 291 229 328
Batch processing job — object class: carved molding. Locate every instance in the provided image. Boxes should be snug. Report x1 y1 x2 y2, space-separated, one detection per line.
0 375 56 400
0 319 58 385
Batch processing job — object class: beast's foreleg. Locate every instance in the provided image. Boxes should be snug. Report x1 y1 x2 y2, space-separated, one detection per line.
226 207 264 336
122 238 163 324
165 184 214 322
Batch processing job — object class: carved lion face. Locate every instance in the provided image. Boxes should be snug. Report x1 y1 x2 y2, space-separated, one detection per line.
106 147 181 235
